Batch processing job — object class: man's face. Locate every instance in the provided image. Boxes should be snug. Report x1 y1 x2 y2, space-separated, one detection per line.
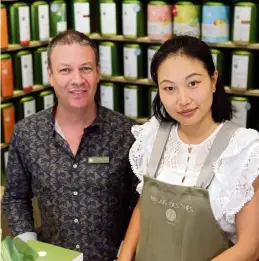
48 43 100 110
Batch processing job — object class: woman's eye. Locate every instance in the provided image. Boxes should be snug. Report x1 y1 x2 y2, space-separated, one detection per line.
165 86 175 91
188 81 199 87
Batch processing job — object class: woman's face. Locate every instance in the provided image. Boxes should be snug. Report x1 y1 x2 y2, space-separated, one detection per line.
158 54 218 126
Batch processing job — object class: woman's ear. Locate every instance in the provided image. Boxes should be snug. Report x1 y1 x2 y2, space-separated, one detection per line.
212 70 218 92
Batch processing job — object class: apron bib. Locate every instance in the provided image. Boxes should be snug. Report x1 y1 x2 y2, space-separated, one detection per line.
136 121 238 261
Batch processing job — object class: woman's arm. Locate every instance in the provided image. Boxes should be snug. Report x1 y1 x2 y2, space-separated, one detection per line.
212 177 259 261
117 198 141 261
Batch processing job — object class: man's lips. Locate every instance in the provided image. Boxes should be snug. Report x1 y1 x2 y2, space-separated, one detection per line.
69 90 87 94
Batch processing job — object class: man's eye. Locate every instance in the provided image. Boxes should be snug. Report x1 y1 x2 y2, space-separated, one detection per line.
60 68 70 73
82 67 91 71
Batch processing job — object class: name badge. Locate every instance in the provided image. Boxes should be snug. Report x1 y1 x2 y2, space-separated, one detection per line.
88 156 110 164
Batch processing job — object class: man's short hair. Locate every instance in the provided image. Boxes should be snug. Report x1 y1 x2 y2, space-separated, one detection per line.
47 30 99 69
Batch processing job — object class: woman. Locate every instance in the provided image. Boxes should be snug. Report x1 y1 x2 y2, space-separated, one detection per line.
117 36 259 261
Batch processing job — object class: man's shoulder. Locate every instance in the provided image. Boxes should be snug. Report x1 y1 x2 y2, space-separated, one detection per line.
14 108 52 133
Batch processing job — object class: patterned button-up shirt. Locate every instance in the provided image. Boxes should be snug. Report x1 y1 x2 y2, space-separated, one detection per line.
2 105 139 261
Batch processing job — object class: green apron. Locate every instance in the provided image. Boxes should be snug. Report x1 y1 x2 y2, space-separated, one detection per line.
136 121 238 261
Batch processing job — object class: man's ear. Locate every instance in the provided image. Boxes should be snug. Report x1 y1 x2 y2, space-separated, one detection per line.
47 66 54 86
96 64 100 83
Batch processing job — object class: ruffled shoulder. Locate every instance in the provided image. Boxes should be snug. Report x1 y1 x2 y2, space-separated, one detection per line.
129 117 160 193
211 127 259 223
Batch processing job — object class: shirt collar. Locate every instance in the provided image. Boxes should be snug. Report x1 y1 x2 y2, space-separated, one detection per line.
48 101 104 134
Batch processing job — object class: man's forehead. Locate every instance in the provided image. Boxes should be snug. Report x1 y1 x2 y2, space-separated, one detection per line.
50 44 96 63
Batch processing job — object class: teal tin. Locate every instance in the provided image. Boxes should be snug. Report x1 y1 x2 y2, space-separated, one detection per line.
100 82 123 113
50 0 67 37
122 0 145 38
31 1 50 42
123 43 144 80
33 47 49 86
202 2 230 43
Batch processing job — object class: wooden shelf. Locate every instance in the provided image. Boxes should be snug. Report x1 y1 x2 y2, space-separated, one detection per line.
100 77 259 97
224 87 259 97
0 144 9 150
90 34 259 50
1 85 52 102
135 118 149 124
1 41 49 53
100 76 154 86
1 35 258 53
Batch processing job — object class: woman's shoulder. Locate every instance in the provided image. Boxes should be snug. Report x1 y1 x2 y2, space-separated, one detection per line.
221 126 259 158
131 116 160 140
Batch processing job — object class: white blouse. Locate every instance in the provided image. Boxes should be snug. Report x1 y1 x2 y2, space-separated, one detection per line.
129 117 259 243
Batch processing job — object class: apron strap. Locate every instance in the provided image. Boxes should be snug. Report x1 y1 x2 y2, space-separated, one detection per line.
147 121 173 178
196 121 239 189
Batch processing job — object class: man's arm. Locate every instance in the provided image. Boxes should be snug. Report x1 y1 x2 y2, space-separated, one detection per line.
2 125 36 239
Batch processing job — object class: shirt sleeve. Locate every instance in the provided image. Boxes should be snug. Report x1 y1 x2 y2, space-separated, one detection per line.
2 124 36 237
210 128 259 224
129 117 160 194
15 232 37 242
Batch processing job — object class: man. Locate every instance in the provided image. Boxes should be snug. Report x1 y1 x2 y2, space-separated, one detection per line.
2 30 138 261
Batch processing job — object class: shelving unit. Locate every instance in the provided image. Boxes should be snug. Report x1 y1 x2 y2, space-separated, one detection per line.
1 0 259 155
1 85 52 102
1 41 49 54
90 33 259 50
100 76 259 97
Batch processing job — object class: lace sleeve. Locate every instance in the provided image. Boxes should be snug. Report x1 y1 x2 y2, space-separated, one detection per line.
211 128 259 224
129 117 160 194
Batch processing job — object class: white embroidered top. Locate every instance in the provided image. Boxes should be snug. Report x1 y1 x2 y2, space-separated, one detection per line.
129 117 259 243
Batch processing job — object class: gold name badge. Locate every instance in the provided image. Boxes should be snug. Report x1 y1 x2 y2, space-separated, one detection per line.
88 157 110 164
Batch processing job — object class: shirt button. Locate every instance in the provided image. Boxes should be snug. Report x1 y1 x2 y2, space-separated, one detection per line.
76 244 80 249
73 191 78 196
74 218 79 223
73 164 78 169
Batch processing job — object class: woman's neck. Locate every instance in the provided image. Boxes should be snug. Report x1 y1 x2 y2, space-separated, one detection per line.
178 116 220 145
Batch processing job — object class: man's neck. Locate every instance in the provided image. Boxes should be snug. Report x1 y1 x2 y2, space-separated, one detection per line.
178 114 220 145
55 103 98 130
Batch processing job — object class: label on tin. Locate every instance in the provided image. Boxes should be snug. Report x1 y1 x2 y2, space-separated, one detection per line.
231 100 249 127
202 5 230 42
57 21 67 33
100 85 114 110
4 151 9 169
151 89 157 115
233 6 251 42
44 94 54 109
231 55 249 89
41 51 49 85
19 6 31 42
21 54 33 89
74 2 90 34
211 53 218 68
148 48 157 79
124 47 138 78
38 5 50 41
148 4 173 40
24 100 36 118
173 4 200 38
100 3 116 35
99 45 112 75
124 87 137 117
123 3 138 36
